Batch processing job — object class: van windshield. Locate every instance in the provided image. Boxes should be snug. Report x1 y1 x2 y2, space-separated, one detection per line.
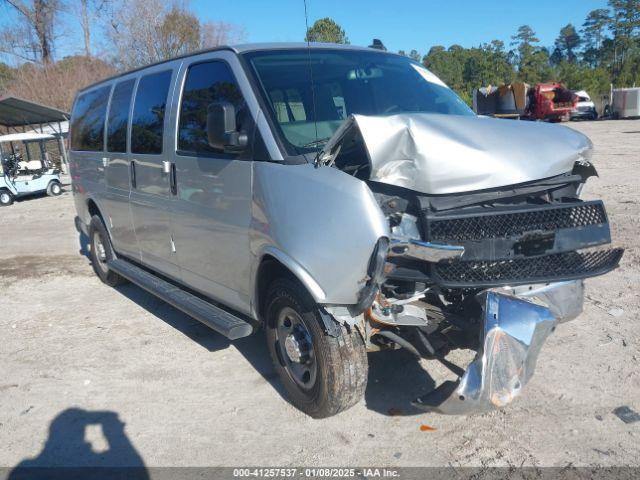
244 48 473 155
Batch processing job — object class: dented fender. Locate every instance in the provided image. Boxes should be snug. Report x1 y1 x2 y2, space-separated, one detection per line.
250 161 389 309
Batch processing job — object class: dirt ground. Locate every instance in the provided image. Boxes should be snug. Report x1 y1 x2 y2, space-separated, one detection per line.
0 119 638 471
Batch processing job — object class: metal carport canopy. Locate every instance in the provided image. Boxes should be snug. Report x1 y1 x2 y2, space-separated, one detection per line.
0 96 69 127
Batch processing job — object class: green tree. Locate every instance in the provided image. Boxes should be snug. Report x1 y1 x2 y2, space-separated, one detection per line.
426 45 466 91
608 0 640 75
554 24 581 62
408 49 421 62
423 41 516 104
582 8 611 66
304 17 349 44
511 25 539 63
509 25 554 82
519 48 554 84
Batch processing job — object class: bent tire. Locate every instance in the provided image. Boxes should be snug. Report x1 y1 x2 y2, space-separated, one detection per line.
0 190 14 207
47 180 63 196
265 277 368 418
89 215 127 287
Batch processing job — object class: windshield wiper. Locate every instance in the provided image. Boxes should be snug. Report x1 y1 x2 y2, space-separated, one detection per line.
301 137 331 148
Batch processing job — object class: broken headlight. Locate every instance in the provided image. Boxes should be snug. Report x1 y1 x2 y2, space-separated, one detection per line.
349 237 389 316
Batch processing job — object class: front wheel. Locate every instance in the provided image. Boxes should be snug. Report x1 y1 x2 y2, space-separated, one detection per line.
88 215 127 287
47 180 62 196
0 190 14 207
265 278 368 418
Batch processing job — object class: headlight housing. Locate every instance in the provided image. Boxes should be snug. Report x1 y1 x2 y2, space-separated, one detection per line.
349 237 389 316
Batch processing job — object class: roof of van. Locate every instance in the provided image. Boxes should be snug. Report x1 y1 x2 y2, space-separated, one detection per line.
76 42 390 95
234 42 374 53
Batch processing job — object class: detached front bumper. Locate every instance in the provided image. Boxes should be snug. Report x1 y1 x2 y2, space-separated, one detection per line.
413 280 583 414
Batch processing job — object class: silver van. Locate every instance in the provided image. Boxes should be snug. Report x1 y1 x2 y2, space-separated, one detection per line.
70 43 623 418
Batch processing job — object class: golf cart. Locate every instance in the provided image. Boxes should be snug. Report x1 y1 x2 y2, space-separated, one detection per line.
0 132 62 206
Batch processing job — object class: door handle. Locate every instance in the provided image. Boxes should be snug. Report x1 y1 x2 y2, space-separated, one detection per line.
130 160 137 189
169 163 177 195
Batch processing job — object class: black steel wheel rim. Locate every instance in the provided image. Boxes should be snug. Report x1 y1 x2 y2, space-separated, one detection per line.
275 306 317 390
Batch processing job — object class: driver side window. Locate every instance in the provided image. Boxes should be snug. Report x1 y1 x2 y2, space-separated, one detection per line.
178 60 246 156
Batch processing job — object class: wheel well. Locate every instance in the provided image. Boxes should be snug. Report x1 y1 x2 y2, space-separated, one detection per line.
87 199 102 220
255 255 300 322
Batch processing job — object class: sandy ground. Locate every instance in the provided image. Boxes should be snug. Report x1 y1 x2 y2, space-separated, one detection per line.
0 119 638 471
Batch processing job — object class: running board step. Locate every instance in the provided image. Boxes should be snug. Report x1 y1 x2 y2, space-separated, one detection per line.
108 258 253 340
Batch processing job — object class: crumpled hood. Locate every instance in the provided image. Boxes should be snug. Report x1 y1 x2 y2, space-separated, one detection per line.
322 113 593 195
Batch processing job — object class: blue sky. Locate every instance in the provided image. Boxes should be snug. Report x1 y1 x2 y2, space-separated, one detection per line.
0 0 610 63
192 0 608 54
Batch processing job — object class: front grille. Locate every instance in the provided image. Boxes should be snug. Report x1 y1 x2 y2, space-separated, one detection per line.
433 248 624 287
428 202 607 242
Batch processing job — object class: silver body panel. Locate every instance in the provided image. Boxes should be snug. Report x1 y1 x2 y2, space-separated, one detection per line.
128 66 182 279
251 162 388 306
102 74 140 259
323 113 593 195
165 51 255 313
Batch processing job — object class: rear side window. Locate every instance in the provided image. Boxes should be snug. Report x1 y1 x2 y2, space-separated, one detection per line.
107 79 135 153
178 61 244 154
70 86 110 151
131 70 172 155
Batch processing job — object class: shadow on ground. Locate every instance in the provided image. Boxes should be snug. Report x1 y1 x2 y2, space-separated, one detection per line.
114 281 286 399
78 230 90 258
365 349 437 416
8 408 149 480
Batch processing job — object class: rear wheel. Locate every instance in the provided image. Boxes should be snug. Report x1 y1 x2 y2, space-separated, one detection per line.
0 190 14 207
47 180 62 196
265 277 368 418
89 215 127 287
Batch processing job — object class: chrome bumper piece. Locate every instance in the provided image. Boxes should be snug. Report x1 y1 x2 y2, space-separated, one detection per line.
413 280 583 414
388 238 465 263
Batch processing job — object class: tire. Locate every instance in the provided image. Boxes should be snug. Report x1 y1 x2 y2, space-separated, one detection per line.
47 180 62 196
265 277 368 418
88 215 127 287
0 190 14 207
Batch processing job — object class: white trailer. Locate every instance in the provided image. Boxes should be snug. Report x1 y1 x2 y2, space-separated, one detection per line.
610 87 640 119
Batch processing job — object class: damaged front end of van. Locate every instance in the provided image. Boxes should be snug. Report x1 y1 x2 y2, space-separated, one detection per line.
320 113 623 414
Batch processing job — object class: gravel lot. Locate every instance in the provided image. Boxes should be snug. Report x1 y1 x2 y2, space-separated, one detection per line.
0 119 638 472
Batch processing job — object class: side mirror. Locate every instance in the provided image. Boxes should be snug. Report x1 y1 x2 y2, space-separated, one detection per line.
206 102 248 152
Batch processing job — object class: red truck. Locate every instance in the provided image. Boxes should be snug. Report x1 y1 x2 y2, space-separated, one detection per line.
527 82 577 121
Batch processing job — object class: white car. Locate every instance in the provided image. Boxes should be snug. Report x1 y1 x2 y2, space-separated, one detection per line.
571 90 598 120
